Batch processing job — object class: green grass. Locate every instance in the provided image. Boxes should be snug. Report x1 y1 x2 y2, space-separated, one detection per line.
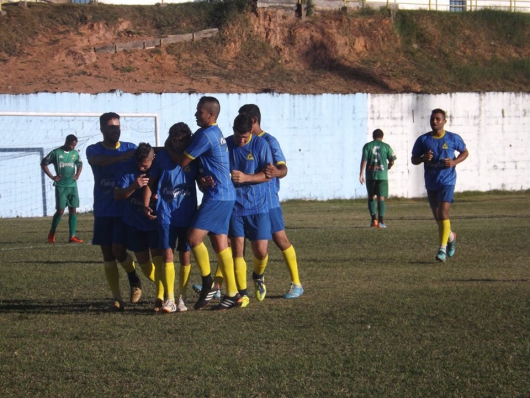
1 192 529 396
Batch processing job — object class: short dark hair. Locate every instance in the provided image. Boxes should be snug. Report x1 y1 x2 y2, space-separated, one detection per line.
134 142 153 162
100 112 120 129
65 134 78 143
238 104 261 124
233 114 253 135
169 122 192 138
198 96 220 118
372 129 384 139
431 108 446 119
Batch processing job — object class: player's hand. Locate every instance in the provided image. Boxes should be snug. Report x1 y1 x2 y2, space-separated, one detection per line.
73 175 79 181
442 158 453 168
53 175 62 182
199 176 215 189
135 174 149 189
143 206 156 220
231 170 247 183
264 163 278 179
359 175 365 185
424 150 434 162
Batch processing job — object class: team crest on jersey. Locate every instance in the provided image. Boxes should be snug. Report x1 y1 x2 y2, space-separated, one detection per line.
246 153 254 160
442 143 448 149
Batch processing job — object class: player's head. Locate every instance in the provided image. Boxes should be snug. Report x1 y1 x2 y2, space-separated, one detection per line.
135 142 155 172
238 104 261 126
195 96 220 128
99 112 121 145
430 108 447 134
64 134 78 150
168 122 192 152
372 129 384 140
232 114 253 147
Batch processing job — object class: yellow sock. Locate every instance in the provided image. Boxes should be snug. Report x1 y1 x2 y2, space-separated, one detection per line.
440 219 451 249
154 259 164 300
214 263 224 288
164 262 175 302
191 242 211 277
139 261 155 283
216 248 237 296
282 245 301 285
179 264 191 298
253 254 268 276
234 257 247 291
119 253 135 273
104 260 121 300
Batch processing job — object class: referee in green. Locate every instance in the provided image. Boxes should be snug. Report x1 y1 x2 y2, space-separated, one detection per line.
359 129 397 228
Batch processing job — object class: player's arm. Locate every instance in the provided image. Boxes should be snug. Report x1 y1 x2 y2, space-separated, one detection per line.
444 148 469 168
231 169 268 184
40 163 61 182
264 162 287 179
114 174 149 201
359 159 367 184
142 176 157 220
88 150 135 167
74 163 83 180
411 150 433 165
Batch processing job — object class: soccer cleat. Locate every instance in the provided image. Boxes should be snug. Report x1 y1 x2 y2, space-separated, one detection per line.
161 299 177 313
68 236 84 243
378 223 387 229
153 298 164 313
212 294 242 310
47 232 56 244
108 299 124 312
370 220 379 228
284 283 304 299
240 295 250 308
192 283 221 299
436 249 447 263
447 232 457 257
194 281 218 310
177 297 188 312
130 280 142 303
253 277 267 302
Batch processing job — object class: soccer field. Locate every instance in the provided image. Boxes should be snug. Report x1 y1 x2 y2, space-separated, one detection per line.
1 192 529 397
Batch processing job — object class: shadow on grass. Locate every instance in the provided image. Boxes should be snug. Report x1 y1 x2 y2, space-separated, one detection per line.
0 299 158 315
442 278 528 283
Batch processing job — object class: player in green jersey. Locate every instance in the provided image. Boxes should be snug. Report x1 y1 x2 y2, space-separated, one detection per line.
41 134 84 243
359 129 397 228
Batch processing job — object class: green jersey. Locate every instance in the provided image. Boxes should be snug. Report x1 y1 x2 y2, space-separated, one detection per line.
362 140 396 181
42 147 82 188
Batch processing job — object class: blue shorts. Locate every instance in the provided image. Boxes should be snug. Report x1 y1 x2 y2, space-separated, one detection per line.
158 224 190 252
92 216 127 246
427 185 455 209
269 207 285 234
229 213 271 241
191 200 235 235
126 226 159 253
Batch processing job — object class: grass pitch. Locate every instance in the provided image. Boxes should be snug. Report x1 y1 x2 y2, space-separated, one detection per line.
0 192 529 397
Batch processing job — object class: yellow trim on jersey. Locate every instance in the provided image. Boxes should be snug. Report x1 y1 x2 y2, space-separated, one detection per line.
183 152 195 160
102 141 121 150
276 161 286 166
431 130 446 139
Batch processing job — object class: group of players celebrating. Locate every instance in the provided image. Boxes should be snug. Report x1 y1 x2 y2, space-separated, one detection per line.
86 97 304 312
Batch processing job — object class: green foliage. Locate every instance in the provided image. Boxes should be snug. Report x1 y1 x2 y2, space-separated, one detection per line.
1 192 529 396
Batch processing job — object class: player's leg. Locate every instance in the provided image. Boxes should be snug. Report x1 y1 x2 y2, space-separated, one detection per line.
366 181 378 227
231 235 249 307
248 213 271 303
116 219 141 303
377 180 389 228
270 207 303 299
187 226 215 309
175 227 192 312
67 187 82 243
156 224 173 312
48 187 66 243
93 217 123 311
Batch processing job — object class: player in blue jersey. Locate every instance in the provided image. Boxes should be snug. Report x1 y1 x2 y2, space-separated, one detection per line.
87 112 142 312
145 123 198 313
238 104 304 299
114 143 160 308
225 113 273 308
411 108 469 263
163 96 239 310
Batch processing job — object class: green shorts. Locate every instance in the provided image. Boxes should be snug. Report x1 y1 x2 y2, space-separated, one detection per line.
55 185 79 210
366 180 389 198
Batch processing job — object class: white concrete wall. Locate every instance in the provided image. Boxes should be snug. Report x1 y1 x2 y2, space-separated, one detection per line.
0 92 528 217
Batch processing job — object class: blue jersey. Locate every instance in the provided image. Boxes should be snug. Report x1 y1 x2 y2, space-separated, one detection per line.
86 141 137 217
226 134 273 216
411 130 466 190
149 150 198 228
115 158 157 232
184 124 235 202
258 131 286 210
